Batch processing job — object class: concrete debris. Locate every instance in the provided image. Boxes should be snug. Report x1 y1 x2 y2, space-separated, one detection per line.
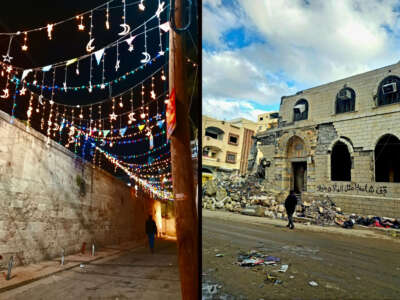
203 172 400 230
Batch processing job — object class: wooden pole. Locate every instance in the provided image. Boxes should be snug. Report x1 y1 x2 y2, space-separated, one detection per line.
169 0 199 298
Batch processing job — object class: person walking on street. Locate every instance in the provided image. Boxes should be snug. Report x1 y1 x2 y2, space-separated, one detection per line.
145 215 158 253
285 190 298 229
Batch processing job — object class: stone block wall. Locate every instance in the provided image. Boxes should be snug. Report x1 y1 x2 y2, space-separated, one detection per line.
0 111 146 267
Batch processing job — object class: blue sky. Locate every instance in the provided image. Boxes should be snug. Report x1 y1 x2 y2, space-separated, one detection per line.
203 0 400 121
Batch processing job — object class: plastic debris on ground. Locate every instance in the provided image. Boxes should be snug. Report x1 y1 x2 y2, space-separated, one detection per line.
215 253 224 257
278 264 288 272
309 281 318 287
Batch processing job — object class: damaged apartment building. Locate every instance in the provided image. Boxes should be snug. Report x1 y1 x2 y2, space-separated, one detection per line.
248 62 400 218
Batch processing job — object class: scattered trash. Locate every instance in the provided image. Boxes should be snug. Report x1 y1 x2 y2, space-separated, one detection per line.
274 280 283 285
309 281 318 287
215 253 224 257
80 264 85 268
289 276 294 279
265 273 277 283
278 264 288 273
356 277 361 280
265 256 280 262
240 258 264 266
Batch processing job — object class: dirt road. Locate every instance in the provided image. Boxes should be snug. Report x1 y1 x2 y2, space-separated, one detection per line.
1 240 181 300
202 210 400 300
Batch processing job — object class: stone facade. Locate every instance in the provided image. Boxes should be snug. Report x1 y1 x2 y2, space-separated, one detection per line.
254 62 400 218
202 116 257 175
0 110 147 267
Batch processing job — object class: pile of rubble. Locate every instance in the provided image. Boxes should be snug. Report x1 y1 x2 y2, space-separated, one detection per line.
202 173 344 225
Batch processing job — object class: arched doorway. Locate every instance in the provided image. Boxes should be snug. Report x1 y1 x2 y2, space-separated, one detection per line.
287 136 308 193
375 134 400 182
331 141 352 181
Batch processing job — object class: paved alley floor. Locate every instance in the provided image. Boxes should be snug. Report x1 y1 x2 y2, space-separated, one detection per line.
202 210 400 300
0 239 181 300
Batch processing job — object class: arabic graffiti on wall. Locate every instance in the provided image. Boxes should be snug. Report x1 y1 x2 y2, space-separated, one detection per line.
317 183 388 196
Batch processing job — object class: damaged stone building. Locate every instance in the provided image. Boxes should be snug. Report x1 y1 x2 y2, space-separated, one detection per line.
249 62 400 218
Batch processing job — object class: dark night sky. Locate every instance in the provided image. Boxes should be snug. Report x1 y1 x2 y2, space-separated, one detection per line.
0 1 199 188
0 1 174 184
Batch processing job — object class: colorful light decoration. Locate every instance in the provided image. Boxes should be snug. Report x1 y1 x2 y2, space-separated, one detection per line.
0 1 173 201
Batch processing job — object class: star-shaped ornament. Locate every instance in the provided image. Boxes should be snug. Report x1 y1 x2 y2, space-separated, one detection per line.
2 54 13 63
128 44 134 52
109 112 117 121
20 87 26 95
159 50 165 56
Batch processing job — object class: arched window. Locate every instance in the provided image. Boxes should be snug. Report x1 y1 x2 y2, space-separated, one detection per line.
377 76 400 106
375 134 400 182
336 88 355 114
293 99 308 121
331 141 351 181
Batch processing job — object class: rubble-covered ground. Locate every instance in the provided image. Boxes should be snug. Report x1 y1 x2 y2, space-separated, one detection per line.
203 214 400 300
202 173 400 229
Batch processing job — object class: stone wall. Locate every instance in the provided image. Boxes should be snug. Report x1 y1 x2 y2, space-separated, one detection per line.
0 111 146 267
255 61 400 218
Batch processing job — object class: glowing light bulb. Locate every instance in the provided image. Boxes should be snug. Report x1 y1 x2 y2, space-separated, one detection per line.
140 112 146 119
119 102 123 108
79 114 83 119
161 75 166 81
21 44 28 51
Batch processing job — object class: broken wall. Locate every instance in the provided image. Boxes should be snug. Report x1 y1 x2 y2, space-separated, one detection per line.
0 111 146 266
255 62 400 218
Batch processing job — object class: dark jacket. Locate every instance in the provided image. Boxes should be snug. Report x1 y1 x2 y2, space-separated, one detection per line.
145 219 157 235
284 194 298 215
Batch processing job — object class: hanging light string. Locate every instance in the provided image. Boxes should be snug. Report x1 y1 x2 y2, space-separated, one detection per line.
1 8 169 72
97 141 169 160
12 49 168 94
119 154 170 168
0 0 150 36
16 63 166 107
96 145 173 200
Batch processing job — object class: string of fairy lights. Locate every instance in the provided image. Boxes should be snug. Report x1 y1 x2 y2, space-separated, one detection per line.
0 0 175 201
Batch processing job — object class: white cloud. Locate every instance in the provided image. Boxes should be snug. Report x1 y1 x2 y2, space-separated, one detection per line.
202 0 400 120
236 0 400 83
203 50 296 105
202 0 246 48
203 97 266 122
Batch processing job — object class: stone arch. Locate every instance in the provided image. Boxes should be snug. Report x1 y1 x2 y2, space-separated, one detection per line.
331 140 352 181
278 133 312 155
374 133 400 182
285 135 310 159
328 137 354 155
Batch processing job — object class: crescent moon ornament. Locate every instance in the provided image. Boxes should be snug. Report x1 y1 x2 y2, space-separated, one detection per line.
86 38 95 52
53 123 59 131
1 88 9 99
140 52 150 64
139 0 145 11
156 2 165 18
100 140 106 147
38 95 43 105
118 24 130 36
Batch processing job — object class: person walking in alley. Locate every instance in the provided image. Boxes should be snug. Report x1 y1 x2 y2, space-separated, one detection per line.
285 190 298 229
145 215 157 253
